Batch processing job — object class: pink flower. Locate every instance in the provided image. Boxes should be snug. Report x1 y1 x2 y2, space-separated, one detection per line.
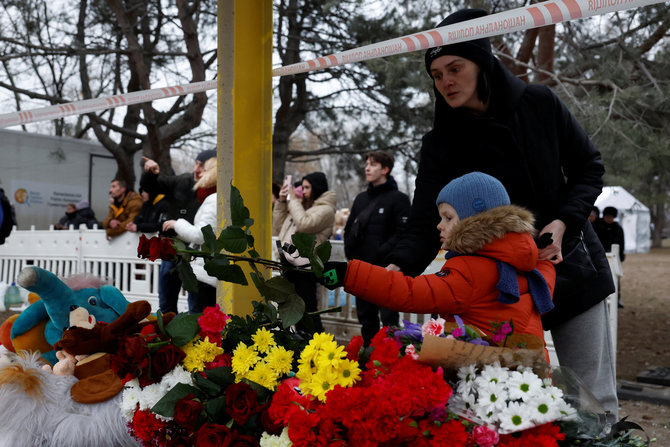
500 322 513 336
472 425 499 447
451 327 464 338
198 305 230 333
421 317 446 337
491 333 506 344
404 344 419 360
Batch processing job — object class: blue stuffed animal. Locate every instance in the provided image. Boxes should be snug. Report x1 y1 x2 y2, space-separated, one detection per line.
10 266 130 365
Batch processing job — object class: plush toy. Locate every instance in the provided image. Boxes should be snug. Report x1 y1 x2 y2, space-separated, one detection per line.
9 267 130 365
0 351 138 447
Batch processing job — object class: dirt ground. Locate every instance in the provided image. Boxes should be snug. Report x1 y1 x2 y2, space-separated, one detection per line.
616 246 670 444
1 248 669 443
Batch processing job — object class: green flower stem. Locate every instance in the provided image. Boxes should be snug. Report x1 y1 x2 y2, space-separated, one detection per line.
308 306 342 316
176 248 282 269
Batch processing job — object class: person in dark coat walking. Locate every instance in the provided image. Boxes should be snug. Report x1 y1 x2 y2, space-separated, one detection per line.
343 151 410 345
141 149 217 314
595 206 626 308
384 9 617 420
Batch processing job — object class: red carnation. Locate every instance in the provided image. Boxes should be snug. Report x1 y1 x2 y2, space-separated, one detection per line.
345 335 363 360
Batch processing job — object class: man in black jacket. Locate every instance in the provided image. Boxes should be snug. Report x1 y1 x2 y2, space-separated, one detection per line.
141 149 216 314
344 151 410 345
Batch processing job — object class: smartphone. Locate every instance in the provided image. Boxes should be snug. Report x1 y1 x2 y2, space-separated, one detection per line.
284 175 292 201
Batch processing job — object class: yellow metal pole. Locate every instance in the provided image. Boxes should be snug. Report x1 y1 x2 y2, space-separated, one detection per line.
217 0 273 316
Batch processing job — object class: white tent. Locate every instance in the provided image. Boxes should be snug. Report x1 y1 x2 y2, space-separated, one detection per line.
594 186 650 254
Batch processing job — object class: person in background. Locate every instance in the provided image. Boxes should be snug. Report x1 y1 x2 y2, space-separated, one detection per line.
55 203 78 229
0 186 17 245
588 206 600 226
343 151 411 346
141 149 216 314
163 157 218 313
126 187 168 234
273 171 336 334
595 206 626 308
271 182 281 209
384 8 617 420
102 179 142 238
72 200 100 229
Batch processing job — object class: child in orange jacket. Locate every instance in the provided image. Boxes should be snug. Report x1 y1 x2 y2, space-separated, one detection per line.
320 172 556 342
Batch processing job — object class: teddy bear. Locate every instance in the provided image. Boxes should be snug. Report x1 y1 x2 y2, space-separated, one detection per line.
6 267 131 365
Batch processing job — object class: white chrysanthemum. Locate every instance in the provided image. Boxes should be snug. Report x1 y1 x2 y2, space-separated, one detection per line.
474 362 510 388
161 365 194 389
527 394 560 423
138 382 165 411
555 399 579 420
475 381 509 420
543 384 565 401
498 401 536 433
457 364 478 396
260 427 293 447
120 383 141 421
506 370 544 401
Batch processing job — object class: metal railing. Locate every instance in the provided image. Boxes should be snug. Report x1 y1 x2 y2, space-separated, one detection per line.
0 228 621 365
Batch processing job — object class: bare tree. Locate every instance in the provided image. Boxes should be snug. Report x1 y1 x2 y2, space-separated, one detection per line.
0 0 217 186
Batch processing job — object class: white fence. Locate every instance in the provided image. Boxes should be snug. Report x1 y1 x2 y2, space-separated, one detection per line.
0 228 621 365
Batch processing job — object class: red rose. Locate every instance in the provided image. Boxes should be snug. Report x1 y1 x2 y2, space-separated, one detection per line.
173 393 204 430
111 335 149 380
151 344 186 378
196 423 237 447
149 236 163 261
225 382 260 426
137 234 151 258
160 237 177 260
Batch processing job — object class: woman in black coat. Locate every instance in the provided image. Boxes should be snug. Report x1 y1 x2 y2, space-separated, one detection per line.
385 8 617 420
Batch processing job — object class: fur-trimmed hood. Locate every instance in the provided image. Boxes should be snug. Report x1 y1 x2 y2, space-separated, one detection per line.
448 205 538 271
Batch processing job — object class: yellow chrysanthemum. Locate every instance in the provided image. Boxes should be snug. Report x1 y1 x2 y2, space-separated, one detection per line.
297 344 318 376
308 367 340 402
315 341 345 369
308 332 335 350
182 336 224 372
335 358 361 388
265 346 294 376
251 327 277 354
247 361 279 390
231 342 260 376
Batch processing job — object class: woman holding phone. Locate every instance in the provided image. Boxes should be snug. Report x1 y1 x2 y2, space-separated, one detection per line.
273 172 336 334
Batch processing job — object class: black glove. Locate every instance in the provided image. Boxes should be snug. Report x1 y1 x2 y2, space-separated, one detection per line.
319 261 348 290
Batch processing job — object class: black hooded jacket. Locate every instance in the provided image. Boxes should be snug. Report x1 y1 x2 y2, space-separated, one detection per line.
344 176 410 265
385 58 614 328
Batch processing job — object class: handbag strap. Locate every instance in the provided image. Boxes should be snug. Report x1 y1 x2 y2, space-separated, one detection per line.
352 194 383 233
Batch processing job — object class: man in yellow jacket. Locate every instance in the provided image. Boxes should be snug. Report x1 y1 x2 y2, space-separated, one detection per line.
103 179 142 238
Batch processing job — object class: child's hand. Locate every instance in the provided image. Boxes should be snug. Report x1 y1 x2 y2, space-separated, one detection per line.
319 262 348 290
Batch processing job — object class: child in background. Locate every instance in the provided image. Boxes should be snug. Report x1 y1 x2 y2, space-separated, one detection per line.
319 172 556 342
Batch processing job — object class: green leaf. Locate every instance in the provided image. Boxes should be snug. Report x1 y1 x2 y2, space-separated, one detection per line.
194 373 222 396
205 396 228 421
156 310 165 335
176 260 199 294
278 293 305 328
202 366 236 387
247 249 260 259
173 238 188 252
216 226 248 254
230 184 250 227
291 233 316 258
309 255 324 278
243 218 254 229
201 225 217 255
204 260 248 285
315 240 332 265
262 276 299 303
246 234 255 248
151 383 201 417
166 313 202 346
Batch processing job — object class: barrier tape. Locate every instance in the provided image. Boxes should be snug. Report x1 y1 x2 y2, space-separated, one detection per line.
273 0 665 76
0 0 664 128
0 80 216 129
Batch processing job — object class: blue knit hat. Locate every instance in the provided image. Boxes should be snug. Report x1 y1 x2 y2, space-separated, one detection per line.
436 172 510 219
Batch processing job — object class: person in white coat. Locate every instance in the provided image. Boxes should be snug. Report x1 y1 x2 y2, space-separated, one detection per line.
162 157 218 313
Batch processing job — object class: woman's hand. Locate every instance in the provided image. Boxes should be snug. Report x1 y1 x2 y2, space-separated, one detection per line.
278 182 290 202
537 219 566 264
162 220 176 232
